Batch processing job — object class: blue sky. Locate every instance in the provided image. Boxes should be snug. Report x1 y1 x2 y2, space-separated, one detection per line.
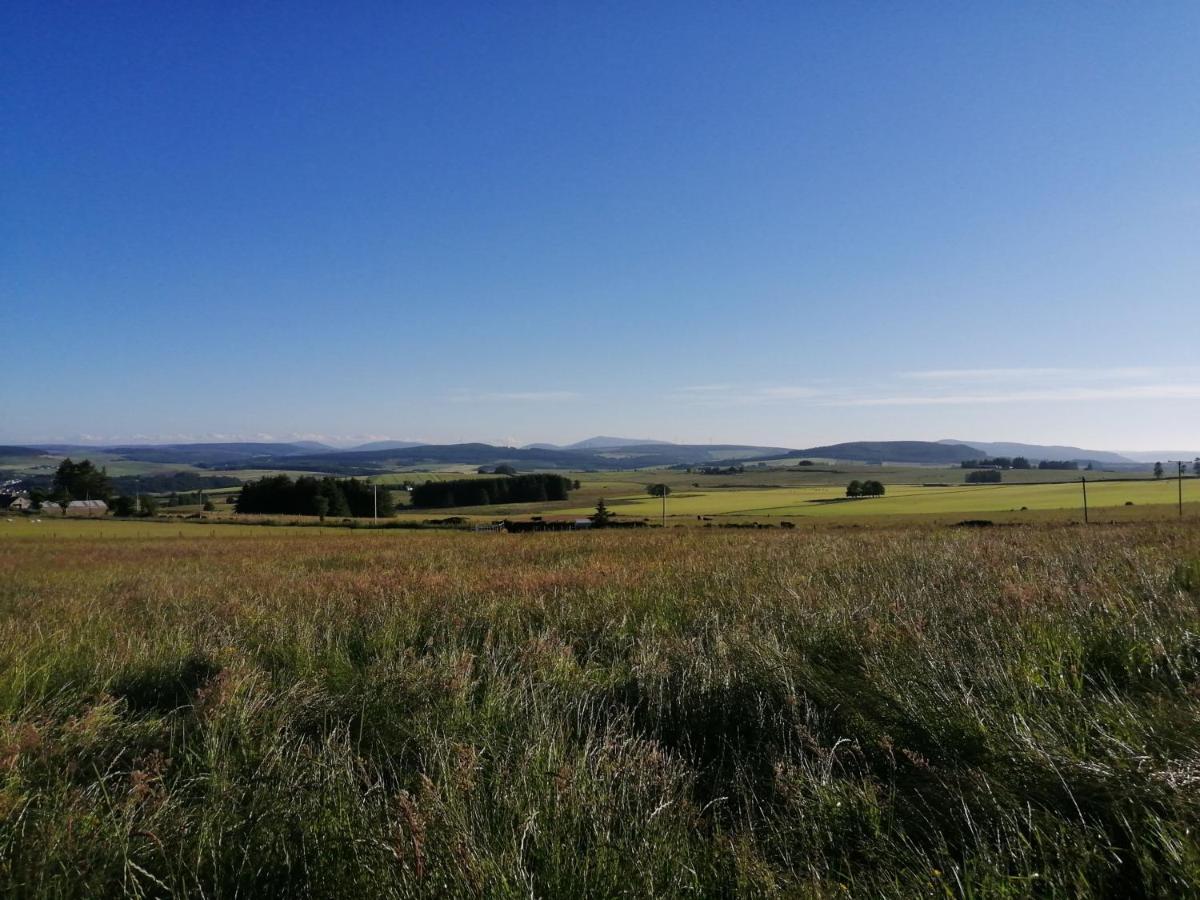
4 2 1199 450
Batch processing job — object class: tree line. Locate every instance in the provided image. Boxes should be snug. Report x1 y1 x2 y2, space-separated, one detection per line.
235 475 395 518
965 469 1003 483
410 474 573 508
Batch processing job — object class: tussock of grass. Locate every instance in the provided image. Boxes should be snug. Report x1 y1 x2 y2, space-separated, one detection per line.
1 525 1199 896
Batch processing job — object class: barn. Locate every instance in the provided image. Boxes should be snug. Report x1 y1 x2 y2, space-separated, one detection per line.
66 500 108 518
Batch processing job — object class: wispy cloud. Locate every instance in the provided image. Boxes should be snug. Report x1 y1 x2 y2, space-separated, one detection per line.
21 432 417 447
829 383 1200 406
669 367 1200 409
900 366 1195 382
667 384 824 405
448 389 580 403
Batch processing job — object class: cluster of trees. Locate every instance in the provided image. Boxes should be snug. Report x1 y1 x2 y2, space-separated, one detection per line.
1038 460 1079 470
410 474 573 508
110 495 160 517
477 464 517 475
688 465 746 475
53 459 112 501
961 457 1031 470
235 475 395 518
846 480 885 498
965 469 1003 483
646 484 671 497
1156 460 1200 479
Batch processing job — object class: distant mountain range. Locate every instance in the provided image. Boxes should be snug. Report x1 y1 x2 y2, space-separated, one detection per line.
0 436 1162 474
345 440 426 452
1118 450 1200 463
770 441 982 465
523 436 674 451
939 440 1133 464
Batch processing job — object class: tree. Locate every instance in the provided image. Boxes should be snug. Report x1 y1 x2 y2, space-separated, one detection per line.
1154 462 1164 479
53 458 113 501
646 484 671 497
846 480 862 498
1193 458 1200 477
314 496 329 521
862 480 885 496
493 464 517 476
202 500 216 512
111 496 136 517
591 498 613 527
1011 457 1031 469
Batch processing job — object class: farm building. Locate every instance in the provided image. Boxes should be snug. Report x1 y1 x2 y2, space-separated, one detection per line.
4 496 32 512
66 500 108 518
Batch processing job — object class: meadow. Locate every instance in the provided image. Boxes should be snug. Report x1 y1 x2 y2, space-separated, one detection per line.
2 523 1200 896
556 479 1195 521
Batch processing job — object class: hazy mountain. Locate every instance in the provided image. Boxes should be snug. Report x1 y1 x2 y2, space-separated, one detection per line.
788 441 981 464
199 441 796 474
1118 450 1200 463
523 436 675 451
346 440 426 452
566 436 673 450
8 438 1164 474
941 440 1132 464
104 443 332 465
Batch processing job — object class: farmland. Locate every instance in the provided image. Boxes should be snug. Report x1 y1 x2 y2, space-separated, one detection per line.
557 479 1196 521
2 523 1200 895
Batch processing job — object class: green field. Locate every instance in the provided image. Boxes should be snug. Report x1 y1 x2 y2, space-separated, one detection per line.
560 478 1197 520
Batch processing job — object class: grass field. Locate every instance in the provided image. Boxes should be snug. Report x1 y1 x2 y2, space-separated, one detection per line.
560 479 1197 520
2 524 1200 895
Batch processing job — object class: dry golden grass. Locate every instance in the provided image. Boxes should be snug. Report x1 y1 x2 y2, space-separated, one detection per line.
1 524 1199 896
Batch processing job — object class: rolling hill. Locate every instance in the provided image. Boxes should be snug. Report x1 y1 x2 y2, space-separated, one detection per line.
941 439 1132 464
781 441 982 464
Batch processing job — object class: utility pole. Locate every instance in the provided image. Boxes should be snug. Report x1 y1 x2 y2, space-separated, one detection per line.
1173 461 1184 518
1081 475 1089 524
373 482 378 523
662 488 666 527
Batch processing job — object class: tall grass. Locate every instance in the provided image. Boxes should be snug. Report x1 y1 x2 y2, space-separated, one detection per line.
1 525 1199 897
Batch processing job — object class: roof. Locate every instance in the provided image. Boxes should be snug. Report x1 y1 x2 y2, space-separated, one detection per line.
67 500 108 509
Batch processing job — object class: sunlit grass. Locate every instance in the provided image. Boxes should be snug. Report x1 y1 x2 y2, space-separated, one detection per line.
1 524 1199 896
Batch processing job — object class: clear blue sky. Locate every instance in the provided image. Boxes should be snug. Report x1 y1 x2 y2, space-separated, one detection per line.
4 2 1199 451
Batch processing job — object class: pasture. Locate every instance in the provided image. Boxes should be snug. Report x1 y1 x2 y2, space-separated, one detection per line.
560 478 1196 521
1 524 1199 896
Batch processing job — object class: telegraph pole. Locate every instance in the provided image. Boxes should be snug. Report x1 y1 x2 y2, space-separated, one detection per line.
1081 475 1089 524
373 482 378 523
1173 461 1184 518
662 487 666 527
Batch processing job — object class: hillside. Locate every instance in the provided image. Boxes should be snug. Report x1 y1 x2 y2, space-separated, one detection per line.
942 439 1132 464
787 440 981 464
